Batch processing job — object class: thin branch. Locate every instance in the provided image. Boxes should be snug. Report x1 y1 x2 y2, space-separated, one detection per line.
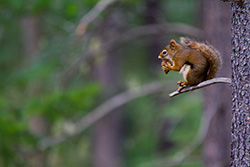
76 0 116 36
38 81 174 150
169 77 231 97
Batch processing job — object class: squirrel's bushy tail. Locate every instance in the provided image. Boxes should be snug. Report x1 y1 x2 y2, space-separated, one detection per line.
180 37 222 80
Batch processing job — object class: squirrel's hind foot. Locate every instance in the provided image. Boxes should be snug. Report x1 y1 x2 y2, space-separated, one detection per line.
177 80 188 86
177 81 188 92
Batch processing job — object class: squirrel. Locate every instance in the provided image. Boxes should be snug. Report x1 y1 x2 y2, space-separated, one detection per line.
158 37 222 91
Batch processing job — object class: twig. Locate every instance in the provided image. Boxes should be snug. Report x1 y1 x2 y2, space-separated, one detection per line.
76 0 116 36
169 77 231 97
38 81 174 150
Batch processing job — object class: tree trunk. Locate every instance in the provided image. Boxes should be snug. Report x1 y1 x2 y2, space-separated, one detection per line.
20 16 40 58
143 0 163 67
20 15 47 167
230 1 250 166
201 1 232 167
92 12 124 167
92 50 124 167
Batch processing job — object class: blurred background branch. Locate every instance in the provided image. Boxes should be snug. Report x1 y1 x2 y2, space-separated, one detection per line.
76 0 117 36
39 81 174 150
140 95 220 166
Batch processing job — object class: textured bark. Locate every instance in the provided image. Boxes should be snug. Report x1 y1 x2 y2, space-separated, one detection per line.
201 1 232 167
230 1 250 166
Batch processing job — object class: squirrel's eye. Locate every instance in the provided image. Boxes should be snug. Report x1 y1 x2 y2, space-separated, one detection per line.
162 50 167 55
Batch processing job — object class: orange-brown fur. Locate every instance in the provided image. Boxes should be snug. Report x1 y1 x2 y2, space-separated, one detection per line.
158 37 222 91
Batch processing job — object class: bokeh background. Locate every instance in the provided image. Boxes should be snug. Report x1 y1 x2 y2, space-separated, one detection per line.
0 0 232 167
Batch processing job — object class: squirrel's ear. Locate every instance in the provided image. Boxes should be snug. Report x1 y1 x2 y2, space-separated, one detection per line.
170 40 176 49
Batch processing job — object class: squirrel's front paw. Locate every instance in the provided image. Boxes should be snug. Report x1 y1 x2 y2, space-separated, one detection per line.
161 59 172 67
161 61 167 67
161 61 170 74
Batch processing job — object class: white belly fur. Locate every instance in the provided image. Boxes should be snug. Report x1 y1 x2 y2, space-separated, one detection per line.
179 64 191 81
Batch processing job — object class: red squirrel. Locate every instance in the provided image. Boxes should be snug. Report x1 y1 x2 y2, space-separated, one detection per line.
158 37 222 91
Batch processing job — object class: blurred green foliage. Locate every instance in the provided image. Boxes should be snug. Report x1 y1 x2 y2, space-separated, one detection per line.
125 93 203 167
0 0 203 166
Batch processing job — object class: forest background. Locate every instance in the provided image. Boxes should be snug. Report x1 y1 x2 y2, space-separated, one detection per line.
0 0 231 167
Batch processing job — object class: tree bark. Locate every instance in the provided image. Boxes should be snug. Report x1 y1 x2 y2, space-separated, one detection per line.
201 1 232 167
143 0 163 67
20 15 47 167
92 50 124 167
20 16 40 58
92 11 124 167
230 1 250 166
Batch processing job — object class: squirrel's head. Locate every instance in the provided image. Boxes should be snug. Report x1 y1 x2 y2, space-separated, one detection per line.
158 39 180 60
